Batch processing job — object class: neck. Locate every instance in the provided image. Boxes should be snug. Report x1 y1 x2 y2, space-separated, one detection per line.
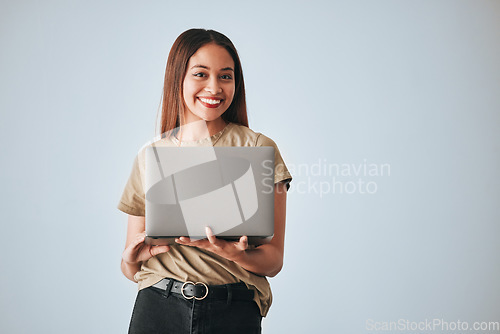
176 118 228 141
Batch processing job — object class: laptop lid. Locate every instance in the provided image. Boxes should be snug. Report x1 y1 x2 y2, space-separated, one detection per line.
144 146 275 245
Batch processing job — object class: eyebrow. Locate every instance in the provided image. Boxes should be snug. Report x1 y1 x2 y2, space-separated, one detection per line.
190 64 234 72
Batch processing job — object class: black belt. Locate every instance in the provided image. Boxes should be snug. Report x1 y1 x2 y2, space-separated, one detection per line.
151 278 255 302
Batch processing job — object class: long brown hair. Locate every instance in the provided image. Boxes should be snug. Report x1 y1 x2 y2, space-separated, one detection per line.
156 29 248 138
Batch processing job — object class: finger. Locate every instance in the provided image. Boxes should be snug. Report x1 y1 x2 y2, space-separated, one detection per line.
238 236 249 250
205 226 218 244
175 236 191 244
130 234 146 248
176 237 203 247
135 232 146 241
149 245 170 256
206 227 224 249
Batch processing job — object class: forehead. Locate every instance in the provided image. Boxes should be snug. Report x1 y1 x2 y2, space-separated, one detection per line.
188 43 234 68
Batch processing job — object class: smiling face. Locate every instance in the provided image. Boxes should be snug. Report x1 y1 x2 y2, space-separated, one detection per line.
182 43 235 127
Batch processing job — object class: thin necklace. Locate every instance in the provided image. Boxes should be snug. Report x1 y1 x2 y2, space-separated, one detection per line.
176 122 229 147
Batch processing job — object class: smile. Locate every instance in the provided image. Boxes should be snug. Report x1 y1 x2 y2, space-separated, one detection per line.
198 97 223 108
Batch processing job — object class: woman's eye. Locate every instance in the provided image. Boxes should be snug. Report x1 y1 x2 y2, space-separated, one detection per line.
221 74 233 80
193 72 206 77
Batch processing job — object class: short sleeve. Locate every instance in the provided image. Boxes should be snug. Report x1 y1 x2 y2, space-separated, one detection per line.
255 133 292 191
117 154 146 216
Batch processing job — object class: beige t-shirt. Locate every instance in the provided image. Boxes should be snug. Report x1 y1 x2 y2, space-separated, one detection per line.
117 122 292 317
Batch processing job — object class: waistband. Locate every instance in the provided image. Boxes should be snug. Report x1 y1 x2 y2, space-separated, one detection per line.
151 278 255 303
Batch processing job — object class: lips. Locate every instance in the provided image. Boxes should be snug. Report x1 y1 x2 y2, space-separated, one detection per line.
197 97 223 108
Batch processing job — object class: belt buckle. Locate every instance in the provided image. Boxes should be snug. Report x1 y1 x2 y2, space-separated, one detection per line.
181 281 209 301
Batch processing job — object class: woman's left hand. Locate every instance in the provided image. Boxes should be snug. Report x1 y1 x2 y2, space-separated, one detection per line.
175 227 248 262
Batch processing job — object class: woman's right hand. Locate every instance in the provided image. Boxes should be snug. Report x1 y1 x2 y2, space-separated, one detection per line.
122 232 171 265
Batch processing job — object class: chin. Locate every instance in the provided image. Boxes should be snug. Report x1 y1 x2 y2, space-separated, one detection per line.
196 112 226 122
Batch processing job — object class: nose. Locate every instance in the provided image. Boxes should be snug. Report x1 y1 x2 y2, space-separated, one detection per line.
204 77 222 94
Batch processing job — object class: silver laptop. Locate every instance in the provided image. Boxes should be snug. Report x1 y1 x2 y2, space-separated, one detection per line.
144 146 275 245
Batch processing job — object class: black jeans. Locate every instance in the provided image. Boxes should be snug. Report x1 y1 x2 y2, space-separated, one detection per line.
128 284 263 334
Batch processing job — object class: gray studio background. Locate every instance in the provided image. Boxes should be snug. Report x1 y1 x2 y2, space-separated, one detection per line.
1 0 499 333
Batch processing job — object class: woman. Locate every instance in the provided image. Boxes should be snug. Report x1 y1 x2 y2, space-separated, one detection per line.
118 28 292 333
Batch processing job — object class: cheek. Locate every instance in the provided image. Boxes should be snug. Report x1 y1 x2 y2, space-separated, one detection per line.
225 83 236 101
182 79 199 101
182 81 189 103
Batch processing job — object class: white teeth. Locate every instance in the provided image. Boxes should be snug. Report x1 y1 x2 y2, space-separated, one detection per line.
199 98 221 105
